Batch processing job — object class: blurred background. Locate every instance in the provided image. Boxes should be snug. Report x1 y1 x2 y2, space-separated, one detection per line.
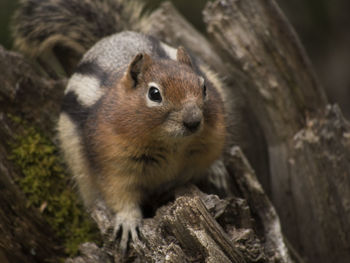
1 0 349 118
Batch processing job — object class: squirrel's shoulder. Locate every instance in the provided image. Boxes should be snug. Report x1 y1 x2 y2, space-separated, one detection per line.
80 31 176 75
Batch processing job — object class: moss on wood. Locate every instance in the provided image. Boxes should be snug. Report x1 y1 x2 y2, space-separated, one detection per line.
8 115 100 256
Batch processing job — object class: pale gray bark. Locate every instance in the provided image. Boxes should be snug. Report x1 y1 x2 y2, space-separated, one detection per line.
203 1 350 262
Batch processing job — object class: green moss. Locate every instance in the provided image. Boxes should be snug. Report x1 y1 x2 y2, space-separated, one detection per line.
8 116 99 256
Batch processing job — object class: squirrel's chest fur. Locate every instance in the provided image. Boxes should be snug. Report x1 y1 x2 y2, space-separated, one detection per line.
90 118 215 192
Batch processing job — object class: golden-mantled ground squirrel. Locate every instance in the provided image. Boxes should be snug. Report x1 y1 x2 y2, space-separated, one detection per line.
13 0 230 252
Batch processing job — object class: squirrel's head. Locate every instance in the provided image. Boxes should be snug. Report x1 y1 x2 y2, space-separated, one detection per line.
108 46 221 141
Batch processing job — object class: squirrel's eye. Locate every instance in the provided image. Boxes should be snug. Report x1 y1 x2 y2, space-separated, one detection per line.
199 77 206 98
148 86 162 103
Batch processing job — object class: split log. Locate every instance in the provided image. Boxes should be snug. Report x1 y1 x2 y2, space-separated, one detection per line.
226 147 291 262
68 184 272 263
203 0 350 262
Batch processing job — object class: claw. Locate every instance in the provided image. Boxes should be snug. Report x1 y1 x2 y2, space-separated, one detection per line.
112 207 142 253
131 226 139 243
120 225 129 253
112 219 122 239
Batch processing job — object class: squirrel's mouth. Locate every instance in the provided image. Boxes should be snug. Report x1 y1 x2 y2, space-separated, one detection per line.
166 123 202 138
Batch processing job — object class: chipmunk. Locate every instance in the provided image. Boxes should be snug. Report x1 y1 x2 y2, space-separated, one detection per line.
13 0 229 252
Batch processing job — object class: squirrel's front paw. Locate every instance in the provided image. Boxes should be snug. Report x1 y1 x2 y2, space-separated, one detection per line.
112 207 142 253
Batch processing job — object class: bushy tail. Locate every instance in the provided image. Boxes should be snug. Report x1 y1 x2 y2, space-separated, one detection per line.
12 0 144 57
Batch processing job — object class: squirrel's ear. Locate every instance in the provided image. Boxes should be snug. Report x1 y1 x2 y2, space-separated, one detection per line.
125 53 152 87
176 46 193 68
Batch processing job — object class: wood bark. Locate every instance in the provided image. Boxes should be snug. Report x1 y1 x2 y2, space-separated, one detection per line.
68 182 284 263
0 46 65 263
203 1 350 262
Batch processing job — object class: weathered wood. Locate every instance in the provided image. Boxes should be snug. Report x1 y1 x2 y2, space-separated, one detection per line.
0 145 63 263
203 0 327 142
0 46 65 263
226 147 295 263
68 185 268 263
203 0 350 262
0 46 66 134
0 164 61 263
136 187 248 263
288 105 350 263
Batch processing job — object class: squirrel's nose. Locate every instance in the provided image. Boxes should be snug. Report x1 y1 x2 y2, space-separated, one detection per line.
182 104 202 133
183 119 201 132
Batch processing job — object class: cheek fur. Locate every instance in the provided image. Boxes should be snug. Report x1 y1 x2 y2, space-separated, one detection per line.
160 111 186 137
202 84 224 127
113 98 169 138
137 107 167 129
